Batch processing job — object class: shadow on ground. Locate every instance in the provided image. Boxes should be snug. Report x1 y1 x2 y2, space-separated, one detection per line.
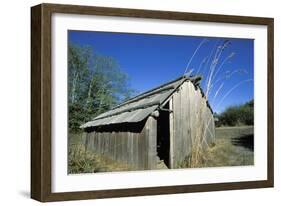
18 190 30 198
231 134 254 151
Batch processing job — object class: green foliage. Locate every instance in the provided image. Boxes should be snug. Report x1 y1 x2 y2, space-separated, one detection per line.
217 99 254 127
68 43 135 132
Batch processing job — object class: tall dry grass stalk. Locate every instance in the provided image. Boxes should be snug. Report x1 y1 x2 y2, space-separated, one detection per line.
184 38 208 74
205 40 232 98
189 98 215 167
183 38 251 168
191 79 253 168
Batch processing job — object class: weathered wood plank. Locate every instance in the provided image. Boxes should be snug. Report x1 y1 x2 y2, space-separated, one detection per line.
146 116 157 170
173 88 181 166
129 133 132 166
84 79 215 170
134 133 139 169
169 98 174 168
139 129 144 169
182 82 192 161
181 83 187 159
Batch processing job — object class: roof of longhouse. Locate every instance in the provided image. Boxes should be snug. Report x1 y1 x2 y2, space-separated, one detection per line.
80 75 211 129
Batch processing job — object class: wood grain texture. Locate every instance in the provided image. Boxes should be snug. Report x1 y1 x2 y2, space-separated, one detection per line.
86 81 213 170
169 98 174 168
41 3 273 25
146 116 157 169
170 81 215 168
86 118 157 170
31 3 274 202
31 4 42 201
267 20 274 186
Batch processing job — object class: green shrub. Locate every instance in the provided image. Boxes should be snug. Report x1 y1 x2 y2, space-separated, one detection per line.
217 99 254 126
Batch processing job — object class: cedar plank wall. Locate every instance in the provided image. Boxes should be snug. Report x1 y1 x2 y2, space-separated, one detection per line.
85 80 214 170
85 116 157 170
170 81 215 168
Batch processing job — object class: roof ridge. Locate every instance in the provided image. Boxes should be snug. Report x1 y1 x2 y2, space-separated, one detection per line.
111 75 189 110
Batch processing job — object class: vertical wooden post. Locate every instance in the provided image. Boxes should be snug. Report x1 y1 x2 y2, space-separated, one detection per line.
146 116 157 169
169 99 174 169
84 133 89 152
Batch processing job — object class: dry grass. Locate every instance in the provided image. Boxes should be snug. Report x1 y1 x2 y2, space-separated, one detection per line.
198 137 253 167
183 126 254 168
68 126 254 173
188 99 215 167
68 141 133 174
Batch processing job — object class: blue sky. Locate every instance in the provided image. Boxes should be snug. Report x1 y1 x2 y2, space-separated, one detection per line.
68 30 254 113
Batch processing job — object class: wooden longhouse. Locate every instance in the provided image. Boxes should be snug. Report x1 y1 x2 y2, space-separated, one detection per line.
81 75 215 170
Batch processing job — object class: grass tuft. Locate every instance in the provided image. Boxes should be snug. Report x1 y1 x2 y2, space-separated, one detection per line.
68 143 133 173
180 126 254 168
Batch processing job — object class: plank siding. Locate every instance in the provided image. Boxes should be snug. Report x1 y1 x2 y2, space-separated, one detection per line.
85 79 215 170
169 98 174 168
146 116 157 169
170 81 215 168
173 89 180 166
171 82 192 167
85 116 157 170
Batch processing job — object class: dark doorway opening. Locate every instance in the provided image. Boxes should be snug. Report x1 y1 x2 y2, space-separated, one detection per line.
157 103 170 168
